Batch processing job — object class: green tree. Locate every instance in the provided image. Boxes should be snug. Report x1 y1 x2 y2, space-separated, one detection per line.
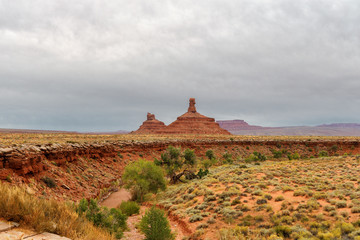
139 206 174 240
155 146 197 184
123 160 166 202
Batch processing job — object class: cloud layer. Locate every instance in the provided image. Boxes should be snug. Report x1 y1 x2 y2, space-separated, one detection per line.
1 0 359 131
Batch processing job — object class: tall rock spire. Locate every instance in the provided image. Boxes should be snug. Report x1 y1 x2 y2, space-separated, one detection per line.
188 98 197 113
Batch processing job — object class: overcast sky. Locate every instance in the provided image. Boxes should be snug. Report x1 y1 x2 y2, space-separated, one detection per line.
0 0 359 131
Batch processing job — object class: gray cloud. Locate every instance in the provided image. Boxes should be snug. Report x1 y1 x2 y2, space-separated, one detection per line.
0 0 360 131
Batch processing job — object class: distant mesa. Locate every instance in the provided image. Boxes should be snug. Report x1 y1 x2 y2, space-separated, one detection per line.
217 119 264 131
132 98 231 135
317 123 360 128
217 120 360 136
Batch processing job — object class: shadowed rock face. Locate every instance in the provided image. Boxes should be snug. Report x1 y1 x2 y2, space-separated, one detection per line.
132 113 166 134
133 98 231 135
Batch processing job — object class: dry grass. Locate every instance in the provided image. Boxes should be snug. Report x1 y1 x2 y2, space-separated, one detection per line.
1 132 359 146
0 181 114 240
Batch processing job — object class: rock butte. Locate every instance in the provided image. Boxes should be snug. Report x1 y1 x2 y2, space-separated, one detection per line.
132 112 166 134
132 98 231 135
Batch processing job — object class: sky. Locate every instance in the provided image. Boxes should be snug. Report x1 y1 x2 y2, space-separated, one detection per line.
0 0 360 131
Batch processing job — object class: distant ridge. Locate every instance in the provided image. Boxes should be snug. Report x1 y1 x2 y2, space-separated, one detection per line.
217 120 360 136
83 130 130 135
317 123 360 128
0 128 129 135
217 120 265 131
0 128 78 134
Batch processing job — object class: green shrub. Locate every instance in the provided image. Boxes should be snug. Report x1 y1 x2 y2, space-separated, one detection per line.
197 168 209 179
139 206 174 240
222 152 233 164
204 195 216 202
77 199 127 239
245 152 266 163
335 201 347 209
274 225 292 238
272 150 283 159
231 198 241 206
207 217 216 224
256 198 268 205
196 223 209 229
41 176 56 188
189 214 203 222
337 221 355 234
319 150 329 157
351 207 360 213
287 152 300 160
293 189 306 196
264 194 273 200
206 150 215 160
119 201 140 216
324 205 335 212
275 196 285 202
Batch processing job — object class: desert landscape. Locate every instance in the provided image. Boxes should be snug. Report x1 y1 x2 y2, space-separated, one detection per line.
2 1 360 239
1 131 360 239
1 100 360 240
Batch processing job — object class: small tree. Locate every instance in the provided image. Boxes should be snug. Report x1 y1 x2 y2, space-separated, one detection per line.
123 160 166 202
155 146 197 184
206 149 215 160
139 206 174 240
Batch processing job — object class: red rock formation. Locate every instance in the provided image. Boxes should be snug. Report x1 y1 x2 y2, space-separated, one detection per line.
159 98 231 135
132 113 166 134
1 137 360 201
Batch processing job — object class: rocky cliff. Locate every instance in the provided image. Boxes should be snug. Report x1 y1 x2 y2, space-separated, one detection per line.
1 136 360 201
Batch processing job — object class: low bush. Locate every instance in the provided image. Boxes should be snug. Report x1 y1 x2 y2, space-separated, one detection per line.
319 150 329 157
245 152 266 163
41 176 56 188
287 152 300 160
77 199 127 239
274 225 292 238
324 205 336 212
189 214 203 222
275 196 285 202
118 201 140 216
256 198 268 205
351 207 360 213
335 201 347 209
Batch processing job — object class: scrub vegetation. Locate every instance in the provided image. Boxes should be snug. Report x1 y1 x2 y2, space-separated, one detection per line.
156 153 360 239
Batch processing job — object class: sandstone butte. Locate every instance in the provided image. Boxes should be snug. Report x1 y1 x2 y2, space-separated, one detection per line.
132 98 231 135
131 113 166 134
